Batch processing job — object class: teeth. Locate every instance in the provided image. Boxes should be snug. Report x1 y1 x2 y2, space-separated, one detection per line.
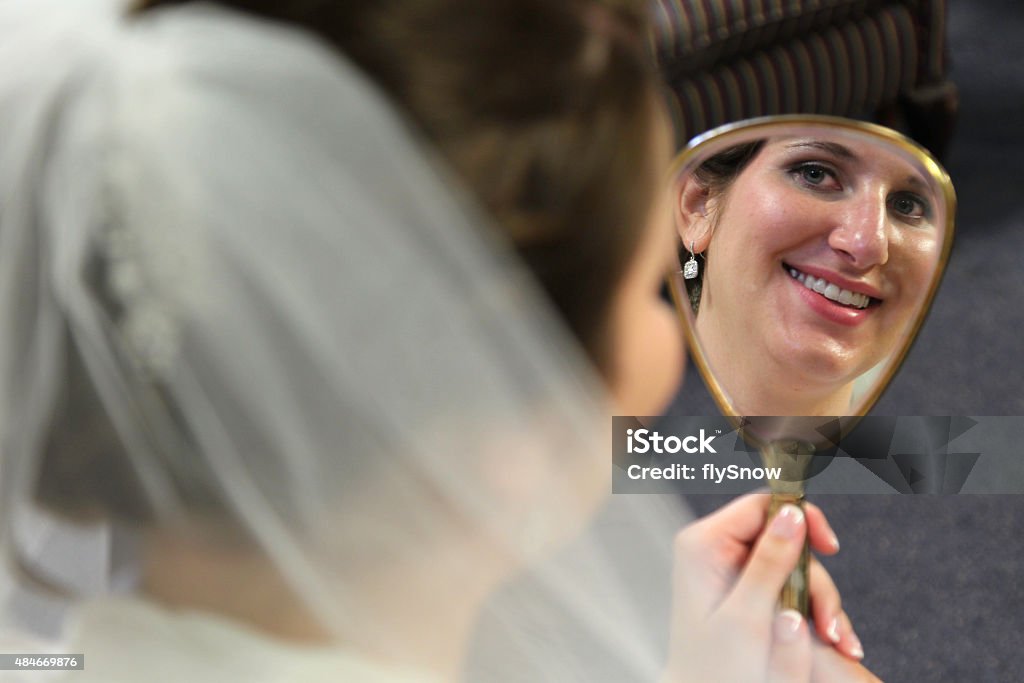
786 266 871 309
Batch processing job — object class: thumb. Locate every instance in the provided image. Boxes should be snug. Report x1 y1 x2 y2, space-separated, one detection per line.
723 503 807 615
766 609 812 683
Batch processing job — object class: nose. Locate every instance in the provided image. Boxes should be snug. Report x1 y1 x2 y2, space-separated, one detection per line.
827 190 890 268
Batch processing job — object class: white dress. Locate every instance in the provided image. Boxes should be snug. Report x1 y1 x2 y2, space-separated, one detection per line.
3 599 441 683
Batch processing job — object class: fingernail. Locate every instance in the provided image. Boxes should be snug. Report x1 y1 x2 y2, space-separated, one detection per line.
829 530 841 552
774 609 804 643
849 632 865 659
769 504 805 539
827 616 840 643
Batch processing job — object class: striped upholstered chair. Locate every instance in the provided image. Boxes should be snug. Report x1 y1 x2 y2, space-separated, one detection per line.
651 0 957 158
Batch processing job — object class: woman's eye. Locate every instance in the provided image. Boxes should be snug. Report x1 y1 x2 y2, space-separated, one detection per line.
789 163 842 191
889 192 929 220
801 166 827 183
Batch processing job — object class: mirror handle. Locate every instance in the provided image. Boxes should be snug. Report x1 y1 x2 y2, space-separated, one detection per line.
767 493 810 615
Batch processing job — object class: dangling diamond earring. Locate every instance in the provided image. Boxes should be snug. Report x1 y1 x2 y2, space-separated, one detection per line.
683 240 699 280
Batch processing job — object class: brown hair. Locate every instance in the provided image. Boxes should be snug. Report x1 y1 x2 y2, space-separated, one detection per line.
36 0 668 523
133 0 664 371
684 140 764 313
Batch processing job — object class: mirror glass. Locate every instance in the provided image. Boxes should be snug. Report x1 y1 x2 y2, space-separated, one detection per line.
668 116 955 420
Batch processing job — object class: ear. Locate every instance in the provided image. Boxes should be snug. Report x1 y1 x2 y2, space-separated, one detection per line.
674 174 714 253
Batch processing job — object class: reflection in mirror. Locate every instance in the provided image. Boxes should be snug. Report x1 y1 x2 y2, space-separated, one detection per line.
666 116 956 615
670 116 955 419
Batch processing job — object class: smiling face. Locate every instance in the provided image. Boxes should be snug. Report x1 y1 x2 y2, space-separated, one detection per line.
682 132 943 413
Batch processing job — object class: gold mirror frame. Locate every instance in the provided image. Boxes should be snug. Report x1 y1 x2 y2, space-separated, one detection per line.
666 114 956 429
664 115 956 613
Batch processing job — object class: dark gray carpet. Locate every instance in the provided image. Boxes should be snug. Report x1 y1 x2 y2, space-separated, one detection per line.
685 2 1024 680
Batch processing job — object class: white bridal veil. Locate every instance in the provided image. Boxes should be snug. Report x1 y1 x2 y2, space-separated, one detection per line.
0 0 691 680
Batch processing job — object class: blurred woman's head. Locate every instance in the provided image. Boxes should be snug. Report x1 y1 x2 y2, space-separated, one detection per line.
135 0 684 413
0 2 683 674
26 0 682 561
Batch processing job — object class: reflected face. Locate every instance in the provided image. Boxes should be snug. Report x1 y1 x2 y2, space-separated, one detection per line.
695 135 942 392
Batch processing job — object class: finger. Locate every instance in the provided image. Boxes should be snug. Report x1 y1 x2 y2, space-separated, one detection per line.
672 493 776 622
810 637 879 681
671 525 722 620
835 610 865 661
808 558 842 646
805 503 840 555
807 561 866 660
723 503 807 615
767 609 812 683
688 492 773 545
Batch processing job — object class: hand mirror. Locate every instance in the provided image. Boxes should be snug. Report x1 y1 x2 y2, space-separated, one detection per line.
667 115 956 613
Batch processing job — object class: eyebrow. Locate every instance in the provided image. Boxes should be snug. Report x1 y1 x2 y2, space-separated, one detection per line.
785 140 858 160
902 174 930 194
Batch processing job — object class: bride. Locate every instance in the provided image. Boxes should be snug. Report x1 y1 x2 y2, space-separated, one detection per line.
0 0 874 680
